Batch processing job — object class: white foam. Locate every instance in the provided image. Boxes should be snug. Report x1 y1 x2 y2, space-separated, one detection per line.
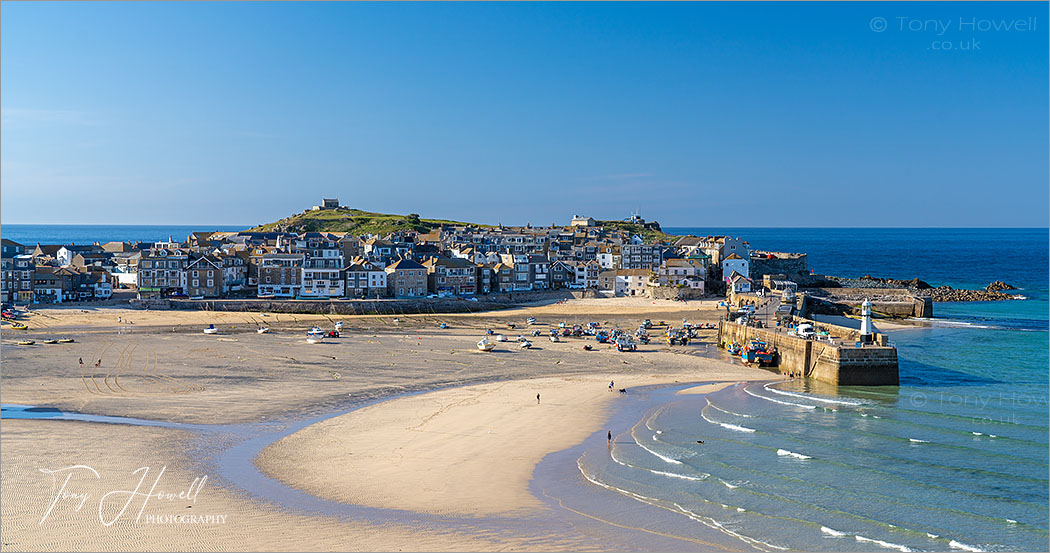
637 441 682 465
702 411 757 433
656 430 663 434
744 386 816 409
1005 519 1017 524
705 398 754 418
777 449 812 460
736 507 746 512
763 383 862 405
909 438 928 443
972 432 983 436
650 469 705 482
855 534 913 552
926 533 940 539
673 503 789 551
821 526 847 537
719 479 739 489
988 434 997 438
948 539 984 551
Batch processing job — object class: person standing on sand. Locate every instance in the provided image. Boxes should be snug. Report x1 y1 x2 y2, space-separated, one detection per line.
536 393 540 404
608 430 612 444
78 357 83 367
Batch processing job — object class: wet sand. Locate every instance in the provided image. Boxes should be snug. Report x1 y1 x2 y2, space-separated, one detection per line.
1 297 772 551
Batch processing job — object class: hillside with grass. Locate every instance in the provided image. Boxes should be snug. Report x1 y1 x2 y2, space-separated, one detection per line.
596 220 675 242
245 208 488 235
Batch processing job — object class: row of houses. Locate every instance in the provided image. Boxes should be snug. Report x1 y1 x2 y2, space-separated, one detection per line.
3 209 759 303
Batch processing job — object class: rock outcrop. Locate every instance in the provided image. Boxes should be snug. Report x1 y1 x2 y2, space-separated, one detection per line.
985 280 1017 292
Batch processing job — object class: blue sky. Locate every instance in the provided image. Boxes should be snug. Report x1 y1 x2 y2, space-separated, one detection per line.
2 2 1047 227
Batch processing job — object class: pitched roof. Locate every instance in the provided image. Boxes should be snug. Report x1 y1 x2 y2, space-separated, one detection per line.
724 253 744 260
386 258 425 270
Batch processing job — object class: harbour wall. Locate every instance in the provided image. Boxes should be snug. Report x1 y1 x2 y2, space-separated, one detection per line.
800 292 932 319
717 321 899 386
134 289 593 315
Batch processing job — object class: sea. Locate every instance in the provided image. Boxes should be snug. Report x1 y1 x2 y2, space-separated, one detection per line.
571 227 1049 552
0 224 248 246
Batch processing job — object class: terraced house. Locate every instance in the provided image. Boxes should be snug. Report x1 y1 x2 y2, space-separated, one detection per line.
137 248 188 299
186 255 224 298
385 258 426 298
422 257 476 296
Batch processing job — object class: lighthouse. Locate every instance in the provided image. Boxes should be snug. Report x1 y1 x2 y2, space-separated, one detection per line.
860 298 874 343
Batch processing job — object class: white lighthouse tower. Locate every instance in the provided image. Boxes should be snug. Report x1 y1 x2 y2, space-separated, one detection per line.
860 298 874 343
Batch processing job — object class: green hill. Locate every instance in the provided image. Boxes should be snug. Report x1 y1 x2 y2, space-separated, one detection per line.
595 220 674 242
246 208 488 235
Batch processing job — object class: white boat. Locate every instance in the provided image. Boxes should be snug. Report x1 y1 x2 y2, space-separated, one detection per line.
189 295 205 300
527 317 537 325
310 326 323 334
495 334 508 342
257 327 270 334
519 340 532 349
203 324 218 335
477 337 495 352
549 334 560 343
306 334 325 344
334 321 344 331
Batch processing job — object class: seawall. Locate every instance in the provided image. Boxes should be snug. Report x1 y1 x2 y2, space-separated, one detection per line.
717 321 899 386
133 289 593 315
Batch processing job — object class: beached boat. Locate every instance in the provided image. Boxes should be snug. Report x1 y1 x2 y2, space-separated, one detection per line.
57 338 75 343
306 334 325 344
526 317 537 325
203 324 218 334
742 340 777 366
334 321 344 331
257 294 276 300
17 340 34 345
519 340 532 349
615 336 637 352
439 323 449 329
257 327 270 334
10 322 28 330
549 333 560 343
477 337 495 352
43 339 58 344
189 295 205 300
495 334 508 342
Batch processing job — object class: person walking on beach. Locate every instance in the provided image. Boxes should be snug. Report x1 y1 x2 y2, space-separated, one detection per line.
78 357 83 367
536 393 541 404
608 430 612 444
609 380 614 391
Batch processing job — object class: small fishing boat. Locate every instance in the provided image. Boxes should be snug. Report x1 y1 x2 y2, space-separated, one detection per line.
189 295 205 300
43 339 58 344
257 327 270 334
519 340 532 349
526 317 537 325
57 338 75 343
439 323 449 329
727 341 742 356
10 323 28 330
203 324 218 334
477 337 495 352
495 334 508 342
306 334 325 344
615 337 637 352
549 334 560 343
334 321 344 331
17 340 34 345
309 326 323 334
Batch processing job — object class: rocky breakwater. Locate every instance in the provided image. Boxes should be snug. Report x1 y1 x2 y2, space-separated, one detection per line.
828 276 1022 302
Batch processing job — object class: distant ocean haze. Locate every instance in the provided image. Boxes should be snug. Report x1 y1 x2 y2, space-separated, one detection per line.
1 224 248 246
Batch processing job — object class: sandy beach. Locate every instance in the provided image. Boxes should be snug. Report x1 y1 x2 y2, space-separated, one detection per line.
2 297 773 551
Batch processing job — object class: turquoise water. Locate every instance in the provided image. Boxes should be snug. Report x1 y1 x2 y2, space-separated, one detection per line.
579 228 1048 551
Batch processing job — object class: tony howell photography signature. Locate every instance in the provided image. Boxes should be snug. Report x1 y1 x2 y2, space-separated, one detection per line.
869 16 1038 35
38 465 225 526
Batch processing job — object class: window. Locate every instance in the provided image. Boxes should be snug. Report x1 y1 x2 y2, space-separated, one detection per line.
193 270 199 277
207 279 214 287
